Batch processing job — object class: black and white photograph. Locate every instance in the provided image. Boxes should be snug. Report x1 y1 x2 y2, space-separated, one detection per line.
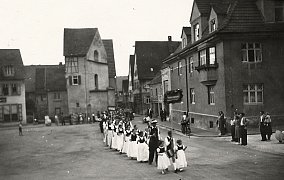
0 0 284 179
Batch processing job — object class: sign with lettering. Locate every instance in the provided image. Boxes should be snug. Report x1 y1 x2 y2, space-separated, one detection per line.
108 106 116 111
164 89 183 104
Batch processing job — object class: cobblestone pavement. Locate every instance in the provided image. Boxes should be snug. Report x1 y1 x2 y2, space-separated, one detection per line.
0 117 283 180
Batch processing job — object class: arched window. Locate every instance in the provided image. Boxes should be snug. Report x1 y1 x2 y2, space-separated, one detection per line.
94 50 99 61
94 74 98 89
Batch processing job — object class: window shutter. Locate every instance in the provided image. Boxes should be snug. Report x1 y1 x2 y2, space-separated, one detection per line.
69 76 72 85
78 75 81 85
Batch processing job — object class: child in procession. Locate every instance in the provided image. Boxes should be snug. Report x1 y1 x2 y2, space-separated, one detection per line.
157 140 171 174
174 139 187 172
137 131 149 162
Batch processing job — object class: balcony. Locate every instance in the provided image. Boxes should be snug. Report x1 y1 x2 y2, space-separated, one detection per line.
195 64 218 85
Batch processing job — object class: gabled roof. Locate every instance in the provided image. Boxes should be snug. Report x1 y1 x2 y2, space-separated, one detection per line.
25 65 66 93
181 27 191 37
102 39 116 78
0 49 25 80
64 28 98 56
135 41 180 80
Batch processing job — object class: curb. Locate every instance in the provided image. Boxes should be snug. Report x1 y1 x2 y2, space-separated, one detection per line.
157 124 222 137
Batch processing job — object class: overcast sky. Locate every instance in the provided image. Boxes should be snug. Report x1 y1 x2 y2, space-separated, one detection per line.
0 0 193 76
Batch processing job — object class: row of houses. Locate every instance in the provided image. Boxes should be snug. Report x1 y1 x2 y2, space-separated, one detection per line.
0 28 117 124
122 0 284 130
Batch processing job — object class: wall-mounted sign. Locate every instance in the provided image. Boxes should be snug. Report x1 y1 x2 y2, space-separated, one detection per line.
108 106 116 111
164 89 183 104
0 97 7 103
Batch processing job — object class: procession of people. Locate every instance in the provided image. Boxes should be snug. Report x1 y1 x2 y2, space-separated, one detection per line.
98 110 188 175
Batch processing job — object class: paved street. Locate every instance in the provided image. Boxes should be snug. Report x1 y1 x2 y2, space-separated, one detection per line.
0 117 284 180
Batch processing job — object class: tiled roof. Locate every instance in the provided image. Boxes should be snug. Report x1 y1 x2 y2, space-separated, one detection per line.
221 0 264 32
135 41 180 80
0 49 25 80
116 76 127 92
102 39 116 78
182 27 191 37
149 72 162 85
64 28 98 56
195 0 233 15
26 65 66 93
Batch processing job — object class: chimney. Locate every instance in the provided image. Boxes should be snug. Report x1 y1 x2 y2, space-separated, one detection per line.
59 62 63 66
168 36 172 41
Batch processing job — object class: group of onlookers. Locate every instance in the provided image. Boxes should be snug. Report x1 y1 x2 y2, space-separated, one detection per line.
217 110 273 145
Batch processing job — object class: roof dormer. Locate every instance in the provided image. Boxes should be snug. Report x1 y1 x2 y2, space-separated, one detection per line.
180 27 191 49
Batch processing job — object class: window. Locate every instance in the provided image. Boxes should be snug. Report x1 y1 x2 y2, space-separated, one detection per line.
178 61 182 76
145 96 150 104
155 88 158 97
241 43 262 62
65 57 78 73
194 23 200 41
3 84 9 96
189 57 194 73
210 19 216 32
275 1 284 22
163 80 168 94
209 47 216 65
150 67 154 72
11 84 20 95
54 92 61 100
199 49 206 66
76 103 80 107
3 65 15 77
208 86 215 105
94 50 99 61
243 84 263 104
94 74 98 89
182 38 187 49
73 75 78 85
190 88 195 104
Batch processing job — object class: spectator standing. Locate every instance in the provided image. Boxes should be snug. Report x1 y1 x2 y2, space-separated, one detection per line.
61 112 65 126
181 112 187 134
235 114 241 145
230 116 237 142
19 120 23 136
259 111 267 141
265 112 272 141
240 113 249 146
217 111 226 135
160 109 164 122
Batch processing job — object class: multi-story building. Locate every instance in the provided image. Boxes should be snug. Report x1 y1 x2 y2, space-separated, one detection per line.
0 49 26 123
25 64 68 122
64 28 116 116
148 72 163 118
163 0 284 130
130 38 180 115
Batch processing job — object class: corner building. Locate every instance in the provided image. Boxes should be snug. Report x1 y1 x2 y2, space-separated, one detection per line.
163 0 284 130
